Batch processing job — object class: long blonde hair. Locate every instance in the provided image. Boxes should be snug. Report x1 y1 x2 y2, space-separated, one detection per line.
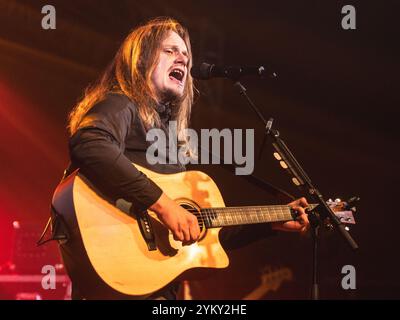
68 17 194 142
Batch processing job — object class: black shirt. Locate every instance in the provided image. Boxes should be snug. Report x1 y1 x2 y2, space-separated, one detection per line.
69 93 275 251
69 93 182 211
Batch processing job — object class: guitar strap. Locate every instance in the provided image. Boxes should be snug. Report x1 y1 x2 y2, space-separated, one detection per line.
37 204 70 246
37 167 72 246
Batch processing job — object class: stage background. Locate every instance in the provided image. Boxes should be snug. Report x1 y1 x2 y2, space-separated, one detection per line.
0 0 399 299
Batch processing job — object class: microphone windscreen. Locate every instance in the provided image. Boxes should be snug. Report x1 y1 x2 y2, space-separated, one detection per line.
190 63 213 80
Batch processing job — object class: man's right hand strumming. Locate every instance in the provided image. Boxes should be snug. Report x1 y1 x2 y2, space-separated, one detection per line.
150 193 200 246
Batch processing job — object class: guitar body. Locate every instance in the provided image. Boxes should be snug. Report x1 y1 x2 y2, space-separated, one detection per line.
52 165 229 297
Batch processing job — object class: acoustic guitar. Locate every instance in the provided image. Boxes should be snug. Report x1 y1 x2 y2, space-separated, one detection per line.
52 164 355 296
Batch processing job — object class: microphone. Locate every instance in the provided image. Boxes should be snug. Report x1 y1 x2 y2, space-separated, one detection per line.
190 62 277 80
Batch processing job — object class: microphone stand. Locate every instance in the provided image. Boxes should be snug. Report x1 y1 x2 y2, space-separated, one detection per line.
232 80 359 300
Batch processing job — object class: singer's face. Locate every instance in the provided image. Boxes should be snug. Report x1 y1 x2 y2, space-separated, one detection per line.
151 31 189 103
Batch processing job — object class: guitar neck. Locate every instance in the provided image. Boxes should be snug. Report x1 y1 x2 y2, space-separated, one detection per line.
198 204 317 228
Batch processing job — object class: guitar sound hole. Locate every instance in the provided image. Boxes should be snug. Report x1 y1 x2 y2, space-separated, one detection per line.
180 203 204 232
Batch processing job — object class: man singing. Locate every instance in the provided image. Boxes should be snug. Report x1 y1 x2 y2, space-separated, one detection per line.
61 17 309 300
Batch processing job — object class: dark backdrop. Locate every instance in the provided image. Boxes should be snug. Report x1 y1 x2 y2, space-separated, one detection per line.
0 0 398 299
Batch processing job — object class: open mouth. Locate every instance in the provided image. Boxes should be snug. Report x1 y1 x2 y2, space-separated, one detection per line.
169 68 185 84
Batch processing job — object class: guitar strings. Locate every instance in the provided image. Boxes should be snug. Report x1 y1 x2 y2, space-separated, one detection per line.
183 206 293 226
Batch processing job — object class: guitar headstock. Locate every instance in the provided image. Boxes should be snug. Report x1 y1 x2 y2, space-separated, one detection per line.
308 197 358 227
326 197 358 225
260 266 293 291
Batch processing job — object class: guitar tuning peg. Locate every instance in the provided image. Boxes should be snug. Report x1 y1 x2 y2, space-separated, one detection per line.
347 196 360 205
325 223 334 231
323 218 334 231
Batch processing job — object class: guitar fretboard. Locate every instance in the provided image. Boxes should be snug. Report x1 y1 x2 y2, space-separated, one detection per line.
196 204 317 228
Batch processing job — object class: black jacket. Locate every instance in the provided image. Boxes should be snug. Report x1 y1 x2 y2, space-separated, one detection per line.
65 93 275 299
